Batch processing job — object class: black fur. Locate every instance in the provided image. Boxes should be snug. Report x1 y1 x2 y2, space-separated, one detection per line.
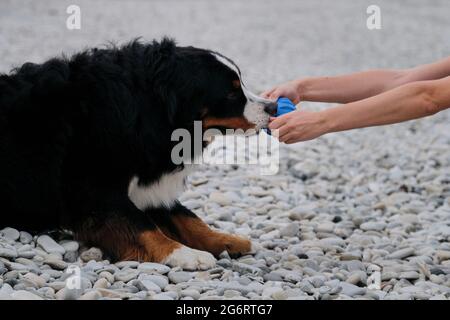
0 38 250 238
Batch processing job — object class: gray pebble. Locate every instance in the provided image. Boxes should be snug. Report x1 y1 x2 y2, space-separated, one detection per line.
152 292 174 300
11 290 44 300
1 228 20 241
180 289 201 300
263 271 284 282
360 221 386 231
387 248 415 260
168 271 194 284
217 259 232 268
64 251 78 263
138 274 168 289
114 268 139 282
344 260 365 272
339 282 367 297
399 271 420 280
44 258 68 270
80 247 103 262
115 261 140 269
60 241 79 252
79 290 102 300
0 244 18 258
37 235 65 255
137 262 170 274
19 232 33 244
136 279 161 293
232 262 264 276
280 224 299 237
93 278 109 289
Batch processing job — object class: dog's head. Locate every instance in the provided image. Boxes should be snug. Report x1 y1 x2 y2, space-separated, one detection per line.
196 50 278 133
155 40 277 133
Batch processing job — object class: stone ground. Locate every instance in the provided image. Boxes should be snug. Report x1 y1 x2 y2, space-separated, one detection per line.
0 0 450 300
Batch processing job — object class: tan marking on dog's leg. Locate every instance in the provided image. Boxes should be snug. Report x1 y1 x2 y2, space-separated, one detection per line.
137 230 182 262
170 215 252 257
140 230 216 270
76 218 181 263
76 216 217 269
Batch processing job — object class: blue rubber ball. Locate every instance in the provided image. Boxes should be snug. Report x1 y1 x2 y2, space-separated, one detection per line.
264 97 296 135
275 97 296 116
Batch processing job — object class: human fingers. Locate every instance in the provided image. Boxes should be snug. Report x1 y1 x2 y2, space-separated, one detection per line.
268 88 282 101
268 114 289 130
285 137 300 144
279 131 295 143
278 122 294 138
261 87 275 98
272 120 294 140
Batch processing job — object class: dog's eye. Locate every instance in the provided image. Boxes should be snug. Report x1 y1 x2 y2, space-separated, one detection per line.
232 80 241 89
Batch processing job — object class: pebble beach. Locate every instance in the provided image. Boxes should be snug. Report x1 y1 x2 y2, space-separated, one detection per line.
0 0 449 300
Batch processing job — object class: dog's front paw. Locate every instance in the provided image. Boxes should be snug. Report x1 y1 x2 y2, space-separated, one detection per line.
215 234 253 258
162 246 216 270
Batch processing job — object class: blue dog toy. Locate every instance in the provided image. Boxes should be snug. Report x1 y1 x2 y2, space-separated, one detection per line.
265 97 296 135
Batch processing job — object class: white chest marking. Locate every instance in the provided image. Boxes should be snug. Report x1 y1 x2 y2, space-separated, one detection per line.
128 167 191 210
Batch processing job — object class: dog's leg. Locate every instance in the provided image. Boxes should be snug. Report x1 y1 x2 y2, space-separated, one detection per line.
74 200 216 270
150 202 253 257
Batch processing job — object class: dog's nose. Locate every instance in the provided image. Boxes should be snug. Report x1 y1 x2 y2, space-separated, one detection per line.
264 102 278 116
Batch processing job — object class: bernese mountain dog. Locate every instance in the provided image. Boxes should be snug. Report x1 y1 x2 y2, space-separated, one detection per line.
0 38 278 270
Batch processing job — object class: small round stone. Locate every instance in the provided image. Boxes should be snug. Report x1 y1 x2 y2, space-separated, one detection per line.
37 235 65 255
60 241 79 252
114 269 139 282
80 248 103 262
137 262 171 274
168 271 194 284
1 228 20 241
19 232 33 244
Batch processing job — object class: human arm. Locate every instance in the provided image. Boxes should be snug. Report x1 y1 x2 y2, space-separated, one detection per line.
262 56 450 104
268 76 450 143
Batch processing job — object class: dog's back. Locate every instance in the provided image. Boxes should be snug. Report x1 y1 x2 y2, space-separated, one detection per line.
0 61 72 231
0 43 156 232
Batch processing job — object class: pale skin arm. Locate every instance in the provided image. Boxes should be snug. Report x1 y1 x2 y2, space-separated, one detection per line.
262 56 450 104
268 76 450 144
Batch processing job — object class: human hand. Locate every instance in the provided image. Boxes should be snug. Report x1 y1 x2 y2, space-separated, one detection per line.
261 79 303 104
268 110 331 144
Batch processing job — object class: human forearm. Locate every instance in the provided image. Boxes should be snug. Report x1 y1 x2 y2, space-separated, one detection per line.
323 80 444 133
404 56 450 83
293 56 450 104
268 77 450 144
298 69 407 103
